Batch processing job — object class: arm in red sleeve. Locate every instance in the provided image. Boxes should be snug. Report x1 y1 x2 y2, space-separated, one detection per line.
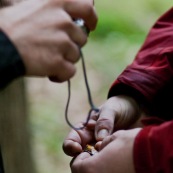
134 120 173 173
108 7 173 120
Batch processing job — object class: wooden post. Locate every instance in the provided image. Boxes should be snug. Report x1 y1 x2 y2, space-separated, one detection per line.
0 1 36 172
0 79 36 173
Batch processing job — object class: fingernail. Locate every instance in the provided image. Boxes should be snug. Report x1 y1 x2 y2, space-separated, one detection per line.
97 129 109 140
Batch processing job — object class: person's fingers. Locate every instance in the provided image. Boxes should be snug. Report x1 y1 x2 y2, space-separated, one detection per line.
44 6 88 47
90 109 100 121
64 41 80 63
86 119 96 130
99 135 114 150
63 0 98 30
53 31 81 63
49 59 76 82
98 131 123 151
48 43 78 82
95 141 102 151
70 152 91 173
63 129 83 156
95 107 117 141
63 123 95 156
57 15 88 47
99 129 141 151
86 109 99 129
63 140 83 157
73 152 91 162
68 21 88 47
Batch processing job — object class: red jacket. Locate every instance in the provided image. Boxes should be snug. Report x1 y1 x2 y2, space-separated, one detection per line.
108 7 173 173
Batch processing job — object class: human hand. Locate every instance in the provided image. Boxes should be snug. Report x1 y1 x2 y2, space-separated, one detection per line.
63 121 97 157
0 0 97 82
63 95 143 156
71 128 142 173
94 95 143 141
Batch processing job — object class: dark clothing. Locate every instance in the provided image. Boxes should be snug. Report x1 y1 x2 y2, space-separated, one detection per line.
0 30 25 89
0 150 4 173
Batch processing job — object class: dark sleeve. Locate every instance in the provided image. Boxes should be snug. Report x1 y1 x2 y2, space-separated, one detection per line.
108 7 173 120
0 30 25 89
0 149 4 173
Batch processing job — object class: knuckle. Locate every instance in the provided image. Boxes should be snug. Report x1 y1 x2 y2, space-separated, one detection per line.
46 55 61 72
104 135 112 141
51 56 64 69
60 34 71 47
65 43 80 63
70 46 80 63
80 35 87 47
63 19 74 30
96 118 114 131
59 16 76 33
110 134 116 141
114 130 125 137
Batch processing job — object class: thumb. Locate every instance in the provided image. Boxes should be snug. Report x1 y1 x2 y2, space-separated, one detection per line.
95 107 116 141
76 152 91 160
70 152 91 169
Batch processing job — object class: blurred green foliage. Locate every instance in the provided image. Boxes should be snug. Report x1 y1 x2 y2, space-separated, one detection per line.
93 0 171 39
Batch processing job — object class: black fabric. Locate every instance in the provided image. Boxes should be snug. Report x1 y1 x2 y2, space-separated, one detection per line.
0 149 4 173
0 30 25 89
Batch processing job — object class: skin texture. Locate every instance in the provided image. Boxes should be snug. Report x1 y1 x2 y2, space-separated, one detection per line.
63 95 146 173
94 95 142 141
0 0 97 82
71 128 141 173
63 95 143 156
